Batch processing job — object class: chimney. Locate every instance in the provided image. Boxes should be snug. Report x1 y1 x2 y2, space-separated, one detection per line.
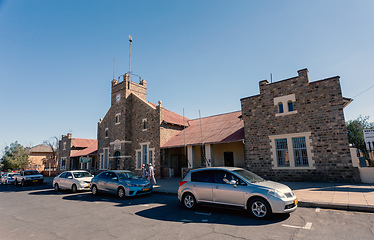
259 80 269 93
297 68 309 83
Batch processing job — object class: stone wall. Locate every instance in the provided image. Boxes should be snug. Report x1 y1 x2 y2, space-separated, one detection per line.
58 134 72 173
240 69 360 182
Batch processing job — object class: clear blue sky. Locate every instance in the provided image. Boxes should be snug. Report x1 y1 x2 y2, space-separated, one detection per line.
1 0 374 156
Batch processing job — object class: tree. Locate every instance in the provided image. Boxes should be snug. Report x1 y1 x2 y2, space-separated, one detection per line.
43 136 59 169
346 116 374 164
1 141 30 170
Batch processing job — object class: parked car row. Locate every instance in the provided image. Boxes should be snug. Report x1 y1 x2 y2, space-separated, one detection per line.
1 167 298 219
53 170 153 198
0 172 20 185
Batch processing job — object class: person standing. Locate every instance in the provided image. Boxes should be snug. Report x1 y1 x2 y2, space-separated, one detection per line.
141 164 147 179
147 163 156 185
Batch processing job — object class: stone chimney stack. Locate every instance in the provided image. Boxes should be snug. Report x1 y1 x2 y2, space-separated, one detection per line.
297 68 309 83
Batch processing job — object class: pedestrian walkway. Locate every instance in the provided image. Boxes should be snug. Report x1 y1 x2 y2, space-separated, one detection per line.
153 178 374 213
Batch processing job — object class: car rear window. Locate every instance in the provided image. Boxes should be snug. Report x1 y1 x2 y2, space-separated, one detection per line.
191 170 213 183
73 172 92 178
24 171 40 175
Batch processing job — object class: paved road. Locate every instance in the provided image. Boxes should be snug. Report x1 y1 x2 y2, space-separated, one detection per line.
0 183 374 240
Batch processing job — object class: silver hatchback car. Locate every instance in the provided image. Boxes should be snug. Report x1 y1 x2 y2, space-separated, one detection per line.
178 167 297 218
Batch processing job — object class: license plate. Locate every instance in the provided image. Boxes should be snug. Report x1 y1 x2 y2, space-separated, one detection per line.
142 188 149 191
294 199 298 205
33 180 38 183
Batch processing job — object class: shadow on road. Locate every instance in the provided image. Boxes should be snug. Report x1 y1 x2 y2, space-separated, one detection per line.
4 184 291 227
52 190 290 226
0 182 51 192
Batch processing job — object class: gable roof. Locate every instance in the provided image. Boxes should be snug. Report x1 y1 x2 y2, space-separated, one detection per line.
161 111 244 148
70 142 98 157
72 138 97 148
30 144 53 153
148 102 189 127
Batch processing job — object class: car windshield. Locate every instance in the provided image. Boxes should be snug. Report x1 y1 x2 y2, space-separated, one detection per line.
24 171 40 175
73 172 92 178
233 169 264 183
117 171 140 180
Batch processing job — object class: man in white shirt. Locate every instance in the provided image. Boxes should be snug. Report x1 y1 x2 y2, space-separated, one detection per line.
147 163 156 185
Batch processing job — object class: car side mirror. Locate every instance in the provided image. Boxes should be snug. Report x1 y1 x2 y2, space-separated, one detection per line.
112 177 118 181
68 176 73 179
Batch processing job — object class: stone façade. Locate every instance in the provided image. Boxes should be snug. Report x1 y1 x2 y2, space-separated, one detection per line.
240 69 360 182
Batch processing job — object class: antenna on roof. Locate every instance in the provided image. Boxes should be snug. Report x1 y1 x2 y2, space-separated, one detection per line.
128 35 132 80
271 73 273 83
199 110 207 167
113 58 115 80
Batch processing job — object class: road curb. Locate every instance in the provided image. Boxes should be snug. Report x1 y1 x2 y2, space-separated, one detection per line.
298 201 374 213
153 191 374 213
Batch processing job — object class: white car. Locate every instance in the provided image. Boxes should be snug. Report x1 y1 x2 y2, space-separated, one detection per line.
15 170 44 186
53 170 93 192
1 172 20 185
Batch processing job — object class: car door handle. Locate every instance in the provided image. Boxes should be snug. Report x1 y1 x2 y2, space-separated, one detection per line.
215 185 219 189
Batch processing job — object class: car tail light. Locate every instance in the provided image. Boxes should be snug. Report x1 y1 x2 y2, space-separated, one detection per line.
179 181 187 187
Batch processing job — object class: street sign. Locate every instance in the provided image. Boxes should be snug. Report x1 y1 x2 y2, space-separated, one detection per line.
363 129 374 150
80 157 92 163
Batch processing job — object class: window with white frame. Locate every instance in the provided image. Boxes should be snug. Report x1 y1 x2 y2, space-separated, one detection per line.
105 128 109 138
100 148 109 170
136 142 155 169
269 132 315 169
115 113 121 125
274 94 297 116
60 157 67 170
63 142 66 150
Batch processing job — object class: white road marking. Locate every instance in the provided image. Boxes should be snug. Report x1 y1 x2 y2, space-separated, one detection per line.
195 212 211 216
316 207 321 212
282 222 313 230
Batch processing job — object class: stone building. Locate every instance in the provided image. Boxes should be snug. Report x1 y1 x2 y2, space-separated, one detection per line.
97 73 187 178
28 144 56 174
58 133 97 173
240 68 359 182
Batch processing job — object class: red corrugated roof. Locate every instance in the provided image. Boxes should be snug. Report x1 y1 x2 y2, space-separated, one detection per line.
72 138 97 148
149 102 189 126
70 142 98 157
161 111 244 148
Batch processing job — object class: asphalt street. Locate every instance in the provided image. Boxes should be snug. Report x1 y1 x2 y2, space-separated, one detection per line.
0 183 374 240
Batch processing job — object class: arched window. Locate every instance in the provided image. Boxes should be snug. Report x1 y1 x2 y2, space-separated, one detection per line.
278 102 284 113
288 101 294 112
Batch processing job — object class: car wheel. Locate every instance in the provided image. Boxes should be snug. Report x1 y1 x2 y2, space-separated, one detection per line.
182 193 196 209
117 187 125 198
54 183 60 192
72 184 77 193
91 185 98 195
249 198 271 219
21 179 25 187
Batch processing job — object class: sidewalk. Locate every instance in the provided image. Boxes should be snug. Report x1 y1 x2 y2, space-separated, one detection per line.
153 178 374 213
